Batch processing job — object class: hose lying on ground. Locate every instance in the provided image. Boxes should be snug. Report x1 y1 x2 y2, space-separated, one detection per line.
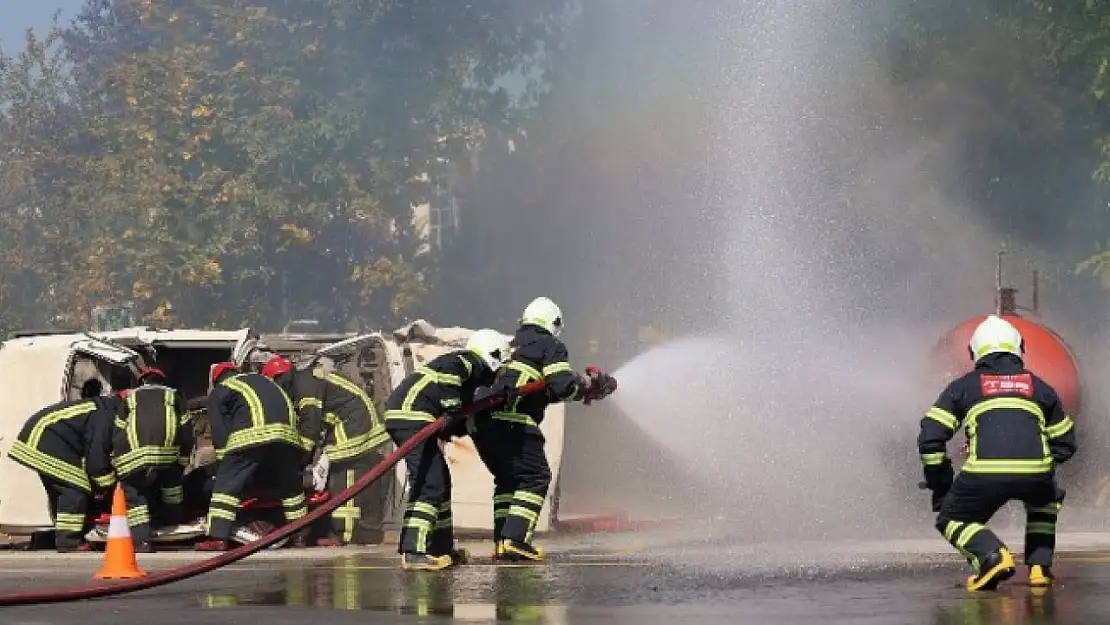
0 381 546 607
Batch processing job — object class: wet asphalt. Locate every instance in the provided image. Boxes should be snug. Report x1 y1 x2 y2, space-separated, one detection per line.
1 542 1108 624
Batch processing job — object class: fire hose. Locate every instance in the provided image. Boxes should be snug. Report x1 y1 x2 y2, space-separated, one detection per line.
0 380 548 607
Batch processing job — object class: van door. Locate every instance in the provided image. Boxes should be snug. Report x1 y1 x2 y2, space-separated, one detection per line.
65 336 143 398
230 328 259 368
71 336 143 365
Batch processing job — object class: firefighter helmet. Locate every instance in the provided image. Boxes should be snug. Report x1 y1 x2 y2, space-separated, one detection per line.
209 361 239 385
520 296 564 337
261 354 294 379
968 314 1025 361
466 329 511 371
138 367 166 383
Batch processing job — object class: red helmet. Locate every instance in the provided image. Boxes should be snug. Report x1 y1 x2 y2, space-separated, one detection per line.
209 361 239 385
138 367 166 382
261 355 294 379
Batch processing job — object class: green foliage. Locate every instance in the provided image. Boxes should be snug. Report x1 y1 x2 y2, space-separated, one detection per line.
0 0 569 333
10 0 1110 341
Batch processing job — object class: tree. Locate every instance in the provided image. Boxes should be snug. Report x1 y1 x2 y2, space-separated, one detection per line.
4 0 572 331
0 19 83 333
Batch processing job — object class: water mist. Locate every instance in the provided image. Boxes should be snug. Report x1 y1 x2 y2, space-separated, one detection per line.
603 0 1055 547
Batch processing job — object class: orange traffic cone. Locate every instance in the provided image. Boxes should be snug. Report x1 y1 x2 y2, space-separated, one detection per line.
94 484 146 580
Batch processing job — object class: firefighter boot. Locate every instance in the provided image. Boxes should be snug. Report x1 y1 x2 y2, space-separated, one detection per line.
497 539 544 562
401 552 453 571
967 548 1016 591
448 547 471 566
1029 565 1054 587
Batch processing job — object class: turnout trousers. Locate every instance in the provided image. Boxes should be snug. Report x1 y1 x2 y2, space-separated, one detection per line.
386 422 453 555
470 419 551 545
936 472 1065 571
205 444 307 541
119 464 185 543
40 475 91 549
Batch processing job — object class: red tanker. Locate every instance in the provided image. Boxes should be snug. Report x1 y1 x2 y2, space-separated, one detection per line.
932 315 1081 416
930 255 1082 417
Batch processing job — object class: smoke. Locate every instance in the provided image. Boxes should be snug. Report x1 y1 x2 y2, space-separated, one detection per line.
452 0 1110 544
568 0 1110 544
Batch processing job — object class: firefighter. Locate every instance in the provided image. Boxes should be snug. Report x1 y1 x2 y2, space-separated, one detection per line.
260 354 390 546
470 297 617 562
112 367 193 552
7 379 120 552
196 362 309 551
383 328 511 570
919 314 1077 591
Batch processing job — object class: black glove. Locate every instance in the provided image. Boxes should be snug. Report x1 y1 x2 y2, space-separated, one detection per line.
922 462 954 512
439 411 469 441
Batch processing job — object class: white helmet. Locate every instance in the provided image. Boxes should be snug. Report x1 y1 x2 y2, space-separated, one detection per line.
968 314 1024 361
466 328 511 371
520 296 563 337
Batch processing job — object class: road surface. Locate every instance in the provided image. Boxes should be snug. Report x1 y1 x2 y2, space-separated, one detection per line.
2 530 1110 624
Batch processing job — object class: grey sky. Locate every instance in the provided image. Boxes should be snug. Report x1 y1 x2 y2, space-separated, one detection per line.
2 1 84 52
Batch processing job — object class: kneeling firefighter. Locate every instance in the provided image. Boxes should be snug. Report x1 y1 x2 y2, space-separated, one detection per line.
260 354 390 546
919 314 1077 591
197 362 309 551
384 328 512 570
7 379 120 552
470 297 617 562
112 367 193 552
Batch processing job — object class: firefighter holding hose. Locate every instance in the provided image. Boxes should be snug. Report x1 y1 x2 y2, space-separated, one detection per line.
196 362 309 551
260 354 390 546
384 328 512 570
6 379 120 552
111 367 193 552
919 314 1076 591
469 297 617 562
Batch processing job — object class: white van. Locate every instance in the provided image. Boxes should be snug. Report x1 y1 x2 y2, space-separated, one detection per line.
0 321 566 539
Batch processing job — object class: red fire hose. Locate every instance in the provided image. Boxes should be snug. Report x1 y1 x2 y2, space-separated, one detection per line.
0 381 547 607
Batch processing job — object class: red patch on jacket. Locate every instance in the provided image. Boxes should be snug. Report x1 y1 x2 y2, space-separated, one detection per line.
980 374 1033 398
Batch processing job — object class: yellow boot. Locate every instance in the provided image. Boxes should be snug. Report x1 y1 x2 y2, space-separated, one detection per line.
496 539 544 562
1028 565 1054 588
966 548 1016 591
401 552 453 571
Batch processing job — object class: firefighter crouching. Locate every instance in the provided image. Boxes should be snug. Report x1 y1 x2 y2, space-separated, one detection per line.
261 354 390 546
470 297 617 562
7 379 120 552
384 328 512 570
112 367 194 552
919 314 1077 591
196 362 309 551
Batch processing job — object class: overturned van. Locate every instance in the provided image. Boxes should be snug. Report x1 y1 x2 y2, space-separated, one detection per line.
0 321 566 539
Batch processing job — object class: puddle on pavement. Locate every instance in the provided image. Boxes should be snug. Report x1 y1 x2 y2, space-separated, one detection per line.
200 554 573 620
930 587 1068 624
